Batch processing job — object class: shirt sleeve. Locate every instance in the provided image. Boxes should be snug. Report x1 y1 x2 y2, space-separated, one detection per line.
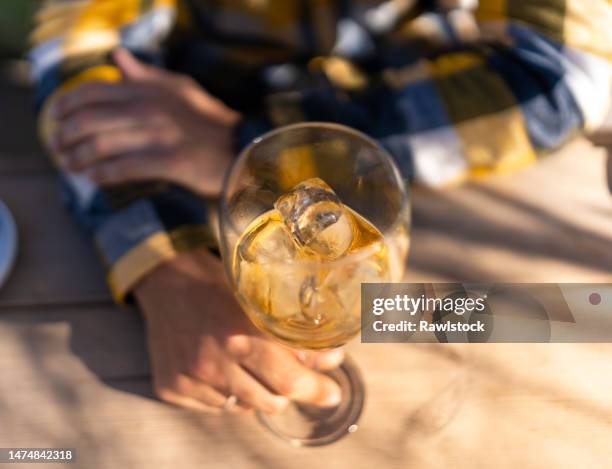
30 0 217 303
241 0 612 187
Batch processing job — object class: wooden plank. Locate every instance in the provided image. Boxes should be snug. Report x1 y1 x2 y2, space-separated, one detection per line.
1 306 612 468
0 75 51 173
0 154 51 174
0 77 47 166
0 305 148 380
0 172 111 306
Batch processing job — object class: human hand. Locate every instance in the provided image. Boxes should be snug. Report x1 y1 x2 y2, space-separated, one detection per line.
50 48 240 197
134 249 344 414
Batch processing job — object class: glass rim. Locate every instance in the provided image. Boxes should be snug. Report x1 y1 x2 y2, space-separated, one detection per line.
219 122 410 267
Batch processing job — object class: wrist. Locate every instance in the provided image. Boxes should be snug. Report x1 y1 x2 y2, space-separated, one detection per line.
134 248 221 306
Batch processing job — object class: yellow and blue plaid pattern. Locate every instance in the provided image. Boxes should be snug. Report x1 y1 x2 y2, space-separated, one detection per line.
29 0 612 301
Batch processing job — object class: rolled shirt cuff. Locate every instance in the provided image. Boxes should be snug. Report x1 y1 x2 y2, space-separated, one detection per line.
95 196 217 304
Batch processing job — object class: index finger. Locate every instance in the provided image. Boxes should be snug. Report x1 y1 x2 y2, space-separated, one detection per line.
297 348 345 371
53 82 144 119
232 337 342 408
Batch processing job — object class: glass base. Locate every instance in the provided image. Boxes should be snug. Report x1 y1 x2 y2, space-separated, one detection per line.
257 356 365 447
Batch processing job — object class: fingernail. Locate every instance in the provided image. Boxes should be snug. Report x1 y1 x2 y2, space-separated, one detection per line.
315 349 345 370
268 396 289 414
296 351 309 364
321 385 342 407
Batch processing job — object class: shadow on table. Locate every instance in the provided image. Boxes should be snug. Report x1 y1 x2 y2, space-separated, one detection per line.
67 305 155 397
409 181 612 281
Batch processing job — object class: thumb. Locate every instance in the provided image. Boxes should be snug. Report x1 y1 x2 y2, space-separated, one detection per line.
113 48 162 81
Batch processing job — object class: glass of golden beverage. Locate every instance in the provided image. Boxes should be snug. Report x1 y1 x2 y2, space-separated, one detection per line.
219 123 410 446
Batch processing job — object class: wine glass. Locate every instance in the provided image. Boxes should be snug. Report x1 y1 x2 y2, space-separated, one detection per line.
219 122 410 446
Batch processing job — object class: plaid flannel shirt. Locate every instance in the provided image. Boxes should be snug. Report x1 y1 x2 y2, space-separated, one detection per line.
29 0 612 302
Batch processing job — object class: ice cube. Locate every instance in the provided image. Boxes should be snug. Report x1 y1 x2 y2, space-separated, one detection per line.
236 216 306 319
237 258 311 321
274 178 353 259
268 263 310 319
238 218 297 263
297 244 389 327
323 249 389 316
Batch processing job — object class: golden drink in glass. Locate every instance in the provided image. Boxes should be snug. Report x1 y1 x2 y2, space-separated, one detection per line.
219 123 410 446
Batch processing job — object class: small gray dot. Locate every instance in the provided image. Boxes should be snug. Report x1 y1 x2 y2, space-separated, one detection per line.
348 424 358 433
589 293 601 306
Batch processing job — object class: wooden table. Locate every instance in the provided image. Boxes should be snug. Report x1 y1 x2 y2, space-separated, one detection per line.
1 76 612 468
